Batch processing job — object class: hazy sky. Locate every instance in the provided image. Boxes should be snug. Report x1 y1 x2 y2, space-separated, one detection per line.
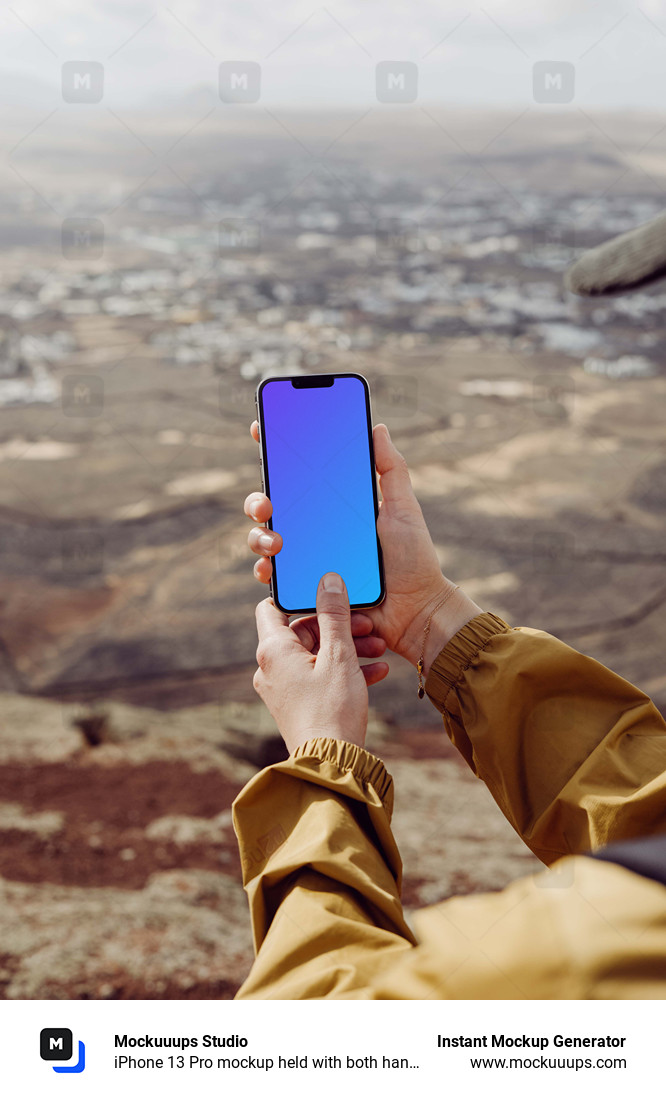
4 0 666 110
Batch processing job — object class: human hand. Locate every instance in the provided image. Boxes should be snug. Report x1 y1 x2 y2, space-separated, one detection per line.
253 572 388 754
245 420 482 678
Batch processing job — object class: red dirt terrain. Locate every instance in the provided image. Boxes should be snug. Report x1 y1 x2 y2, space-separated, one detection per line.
0 694 538 999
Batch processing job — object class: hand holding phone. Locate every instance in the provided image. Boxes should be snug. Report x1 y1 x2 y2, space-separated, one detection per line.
252 572 387 754
246 402 482 677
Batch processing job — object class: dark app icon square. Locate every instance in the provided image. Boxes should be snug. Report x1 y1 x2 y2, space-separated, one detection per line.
41 1028 73 1061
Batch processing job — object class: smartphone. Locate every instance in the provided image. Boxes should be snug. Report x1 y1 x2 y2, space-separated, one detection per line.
256 373 385 615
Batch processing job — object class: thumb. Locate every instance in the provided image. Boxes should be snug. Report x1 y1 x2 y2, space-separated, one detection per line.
316 573 355 664
373 423 415 505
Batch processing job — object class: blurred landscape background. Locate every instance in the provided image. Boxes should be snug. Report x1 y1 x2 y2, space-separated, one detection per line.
1 1 666 998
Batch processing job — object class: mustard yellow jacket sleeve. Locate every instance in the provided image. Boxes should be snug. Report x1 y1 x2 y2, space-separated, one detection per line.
232 612 666 999
425 612 666 863
232 737 417 998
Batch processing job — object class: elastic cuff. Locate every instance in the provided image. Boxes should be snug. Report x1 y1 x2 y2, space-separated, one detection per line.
425 611 512 713
292 736 393 810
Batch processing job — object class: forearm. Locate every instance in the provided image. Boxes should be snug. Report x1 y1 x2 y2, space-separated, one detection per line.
232 737 416 999
425 614 666 862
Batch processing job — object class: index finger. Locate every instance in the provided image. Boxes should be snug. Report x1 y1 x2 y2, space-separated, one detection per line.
255 596 301 650
244 491 272 522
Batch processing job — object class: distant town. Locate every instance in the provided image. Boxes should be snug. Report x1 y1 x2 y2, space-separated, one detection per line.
1 165 664 409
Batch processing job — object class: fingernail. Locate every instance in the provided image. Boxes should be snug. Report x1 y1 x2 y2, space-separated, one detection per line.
258 533 273 550
323 572 343 592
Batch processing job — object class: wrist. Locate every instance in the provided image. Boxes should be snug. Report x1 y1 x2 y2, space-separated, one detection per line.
402 584 483 677
285 727 366 756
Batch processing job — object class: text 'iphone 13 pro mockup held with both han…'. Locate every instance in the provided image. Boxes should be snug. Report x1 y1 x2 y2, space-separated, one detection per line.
256 373 386 616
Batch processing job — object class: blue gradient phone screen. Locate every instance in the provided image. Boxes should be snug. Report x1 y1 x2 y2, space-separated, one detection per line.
260 376 382 612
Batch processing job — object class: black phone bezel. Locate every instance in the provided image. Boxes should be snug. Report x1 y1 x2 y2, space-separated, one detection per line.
255 372 386 616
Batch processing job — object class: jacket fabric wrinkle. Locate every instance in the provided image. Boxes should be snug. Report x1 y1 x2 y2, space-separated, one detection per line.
232 611 666 998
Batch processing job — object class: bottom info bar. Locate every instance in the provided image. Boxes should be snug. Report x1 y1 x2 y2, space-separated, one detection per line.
0 999 656 1099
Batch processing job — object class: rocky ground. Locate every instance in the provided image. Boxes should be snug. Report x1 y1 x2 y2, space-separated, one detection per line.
1 338 666 998
0 693 538 999
1 109 665 999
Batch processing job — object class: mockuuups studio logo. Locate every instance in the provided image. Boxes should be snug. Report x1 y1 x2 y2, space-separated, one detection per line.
61 61 104 103
375 61 418 103
62 218 104 259
61 374 104 417
219 219 261 252
219 61 261 103
533 61 575 103
40 1028 86 1074
60 530 105 577
375 217 423 257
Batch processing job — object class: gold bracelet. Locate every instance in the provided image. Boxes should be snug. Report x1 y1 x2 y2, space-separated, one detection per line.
416 585 460 699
